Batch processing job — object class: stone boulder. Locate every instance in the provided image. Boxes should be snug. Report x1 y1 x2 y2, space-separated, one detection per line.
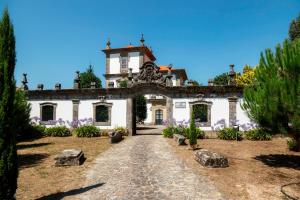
108 131 123 144
55 149 84 166
173 134 186 145
194 149 228 168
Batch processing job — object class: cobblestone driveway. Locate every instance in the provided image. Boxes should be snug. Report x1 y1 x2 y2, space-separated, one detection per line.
78 135 225 200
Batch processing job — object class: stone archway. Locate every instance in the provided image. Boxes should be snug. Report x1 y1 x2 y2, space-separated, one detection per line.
125 61 174 135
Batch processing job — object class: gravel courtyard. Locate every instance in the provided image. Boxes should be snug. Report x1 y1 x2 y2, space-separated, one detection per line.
77 135 224 200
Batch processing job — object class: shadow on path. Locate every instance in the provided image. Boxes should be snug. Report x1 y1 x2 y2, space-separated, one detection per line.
255 154 300 170
36 183 105 200
17 142 52 150
18 153 49 169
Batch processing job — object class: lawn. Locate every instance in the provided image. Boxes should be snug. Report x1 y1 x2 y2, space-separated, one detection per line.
169 137 300 200
16 136 112 200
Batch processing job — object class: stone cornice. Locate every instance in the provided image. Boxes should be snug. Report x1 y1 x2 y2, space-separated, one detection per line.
26 84 244 100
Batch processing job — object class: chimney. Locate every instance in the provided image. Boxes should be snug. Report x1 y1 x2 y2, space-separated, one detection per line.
90 82 96 89
55 83 61 90
37 84 44 91
208 79 214 86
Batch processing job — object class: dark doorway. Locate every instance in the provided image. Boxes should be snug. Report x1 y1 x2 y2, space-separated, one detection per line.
155 109 163 125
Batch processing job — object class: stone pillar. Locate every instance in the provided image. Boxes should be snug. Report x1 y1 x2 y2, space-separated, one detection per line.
228 96 238 127
126 98 136 136
72 99 80 122
166 97 173 124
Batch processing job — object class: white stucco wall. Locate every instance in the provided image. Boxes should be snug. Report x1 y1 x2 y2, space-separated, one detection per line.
173 98 230 131
29 100 73 126
78 99 127 129
128 52 140 73
236 98 255 131
29 99 127 129
109 53 120 74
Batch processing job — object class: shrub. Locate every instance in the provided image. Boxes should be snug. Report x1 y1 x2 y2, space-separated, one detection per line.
218 127 242 140
182 127 204 139
245 129 272 141
101 129 109 137
45 126 71 137
17 124 46 140
287 139 299 151
162 126 175 138
74 125 101 137
114 127 128 136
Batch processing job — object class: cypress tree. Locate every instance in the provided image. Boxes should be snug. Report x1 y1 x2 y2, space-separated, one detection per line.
189 110 197 147
0 8 18 199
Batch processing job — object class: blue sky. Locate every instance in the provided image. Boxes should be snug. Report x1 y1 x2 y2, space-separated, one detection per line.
0 0 299 89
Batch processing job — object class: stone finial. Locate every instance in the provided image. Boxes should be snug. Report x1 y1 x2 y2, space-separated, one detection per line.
74 71 81 89
140 34 145 46
55 83 61 90
187 79 194 86
208 79 214 86
37 84 44 91
228 64 236 85
106 38 111 49
127 68 133 87
21 73 28 90
149 46 153 52
90 82 96 89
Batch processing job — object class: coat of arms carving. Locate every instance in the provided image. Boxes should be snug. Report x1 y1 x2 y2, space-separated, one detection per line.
133 61 165 84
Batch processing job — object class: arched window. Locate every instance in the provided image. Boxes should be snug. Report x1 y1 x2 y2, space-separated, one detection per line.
40 103 57 124
189 100 212 127
93 102 112 126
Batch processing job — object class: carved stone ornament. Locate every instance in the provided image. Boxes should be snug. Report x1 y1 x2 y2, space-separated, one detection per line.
133 61 165 85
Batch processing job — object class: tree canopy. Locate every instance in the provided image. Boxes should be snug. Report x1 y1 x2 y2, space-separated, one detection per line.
242 39 300 150
213 72 229 86
80 65 102 88
235 65 256 87
289 13 300 41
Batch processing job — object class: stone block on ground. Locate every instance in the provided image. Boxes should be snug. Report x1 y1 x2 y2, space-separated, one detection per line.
194 149 228 168
109 131 123 144
173 134 186 145
55 149 84 166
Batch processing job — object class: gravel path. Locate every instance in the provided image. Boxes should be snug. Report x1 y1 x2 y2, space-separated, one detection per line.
77 135 225 200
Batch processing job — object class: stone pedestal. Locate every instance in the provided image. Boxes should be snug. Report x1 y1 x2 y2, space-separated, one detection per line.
173 134 186 145
55 149 84 166
194 149 228 168
109 131 123 143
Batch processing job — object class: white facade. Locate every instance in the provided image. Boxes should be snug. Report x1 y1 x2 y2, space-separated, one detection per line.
128 52 140 73
29 99 127 129
172 98 252 131
109 53 121 74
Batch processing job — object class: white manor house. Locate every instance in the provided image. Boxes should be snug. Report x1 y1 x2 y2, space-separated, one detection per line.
23 36 253 135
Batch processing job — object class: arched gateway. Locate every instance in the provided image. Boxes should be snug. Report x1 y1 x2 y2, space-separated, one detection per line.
26 60 249 136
